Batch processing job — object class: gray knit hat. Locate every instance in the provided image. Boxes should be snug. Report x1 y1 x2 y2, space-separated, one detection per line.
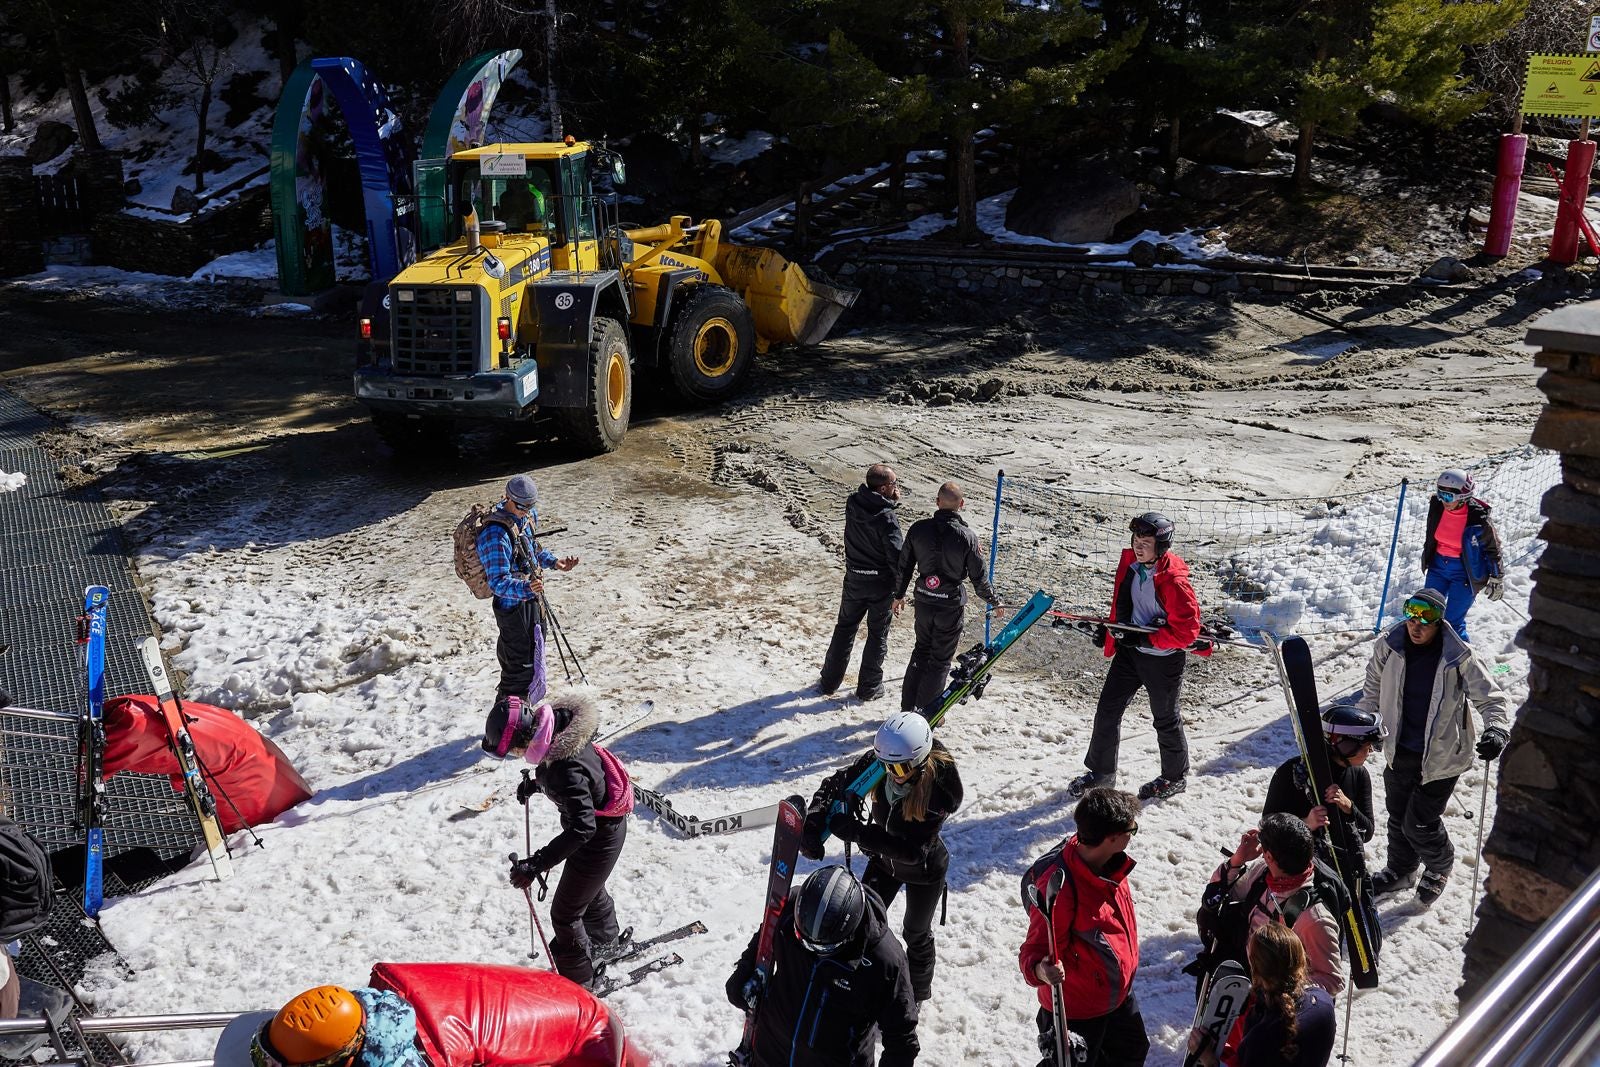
1409 587 1447 613
505 474 538 508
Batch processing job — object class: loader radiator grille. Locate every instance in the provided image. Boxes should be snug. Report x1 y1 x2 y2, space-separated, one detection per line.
392 288 478 375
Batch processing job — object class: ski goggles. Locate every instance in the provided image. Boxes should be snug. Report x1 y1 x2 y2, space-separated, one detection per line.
879 757 925 780
794 923 850 957
1435 486 1465 505
1403 598 1444 625
250 1027 365 1067
1327 732 1382 757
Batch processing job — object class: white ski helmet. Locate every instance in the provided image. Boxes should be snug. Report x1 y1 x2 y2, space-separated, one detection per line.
1436 469 1475 500
875 712 933 775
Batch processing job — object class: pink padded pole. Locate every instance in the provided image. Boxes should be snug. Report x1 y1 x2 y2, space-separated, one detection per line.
1549 138 1597 265
1483 133 1527 257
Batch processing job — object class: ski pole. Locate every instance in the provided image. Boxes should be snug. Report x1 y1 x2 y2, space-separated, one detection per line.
545 601 589 685
519 770 553 961
1339 979 1353 1064
1469 763 1491 927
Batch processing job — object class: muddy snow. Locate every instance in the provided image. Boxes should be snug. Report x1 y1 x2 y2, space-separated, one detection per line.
0 275 1559 1065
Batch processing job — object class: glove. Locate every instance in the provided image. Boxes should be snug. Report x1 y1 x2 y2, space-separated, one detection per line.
1189 638 1213 654
1119 629 1152 648
1476 726 1509 761
741 975 764 1011
509 851 548 890
1088 624 1108 647
1484 576 1504 602
516 772 542 806
1068 1032 1089 1066
828 812 862 843
800 813 827 861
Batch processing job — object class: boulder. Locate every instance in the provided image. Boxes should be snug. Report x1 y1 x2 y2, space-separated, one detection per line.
1423 256 1472 283
1180 113 1273 169
1005 159 1140 244
170 185 201 215
1127 240 1158 267
1174 160 1278 203
25 121 77 165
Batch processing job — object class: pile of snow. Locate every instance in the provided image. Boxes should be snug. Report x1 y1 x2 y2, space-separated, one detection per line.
0 470 25 493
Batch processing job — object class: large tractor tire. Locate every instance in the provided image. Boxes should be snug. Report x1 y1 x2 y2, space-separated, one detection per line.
555 317 632 454
666 284 756 403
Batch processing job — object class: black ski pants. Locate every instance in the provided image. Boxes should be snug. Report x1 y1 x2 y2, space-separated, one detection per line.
1085 648 1189 782
1035 991 1150 1067
1382 746 1459 878
901 602 965 714
548 815 627 986
864 859 944 1002
493 597 545 701
820 583 894 696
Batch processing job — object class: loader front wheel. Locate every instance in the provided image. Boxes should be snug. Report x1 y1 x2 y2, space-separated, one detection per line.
556 318 632 454
667 285 756 403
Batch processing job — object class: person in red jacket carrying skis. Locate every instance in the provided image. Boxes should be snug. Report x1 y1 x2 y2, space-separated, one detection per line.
1069 512 1210 802
1019 787 1150 1067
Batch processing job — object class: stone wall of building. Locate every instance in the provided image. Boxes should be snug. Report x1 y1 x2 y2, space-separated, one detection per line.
1462 301 1600 997
0 156 45 278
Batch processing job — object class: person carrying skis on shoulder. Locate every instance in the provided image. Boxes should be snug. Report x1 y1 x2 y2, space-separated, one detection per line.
1069 512 1208 802
1358 587 1510 908
1420 468 1504 643
1019 787 1150 1067
1199 815 1344 999
1262 705 1383 957
1186 923 1335 1067
726 864 920 1067
477 475 579 707
819 463 905 702
499 690 632 990
800 712 963 1004
893 481 1002 714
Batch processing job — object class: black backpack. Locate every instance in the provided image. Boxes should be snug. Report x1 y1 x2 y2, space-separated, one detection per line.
0 818 52 940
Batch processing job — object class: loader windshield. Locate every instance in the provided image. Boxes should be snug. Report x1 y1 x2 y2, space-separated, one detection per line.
455 162 560 238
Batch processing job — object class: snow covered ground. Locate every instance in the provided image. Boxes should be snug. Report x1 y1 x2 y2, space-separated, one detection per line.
67 394 1544 1064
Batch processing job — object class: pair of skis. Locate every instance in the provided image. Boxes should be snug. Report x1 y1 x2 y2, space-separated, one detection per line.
730 798 805 1066
76 585 232 919
1025 867 1073 1067
1267 633 1379 990
591 920 708 997
1048 611 1262 652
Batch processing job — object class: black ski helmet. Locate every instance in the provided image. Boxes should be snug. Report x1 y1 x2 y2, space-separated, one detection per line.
1321 704 1385 757
793 865 867 956
1129 512 1175 554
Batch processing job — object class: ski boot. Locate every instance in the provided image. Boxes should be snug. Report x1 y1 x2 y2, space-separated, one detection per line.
1067 770 1115 800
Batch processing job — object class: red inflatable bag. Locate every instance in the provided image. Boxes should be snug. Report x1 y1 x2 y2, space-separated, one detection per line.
368 963 646 1067
101 695 312 832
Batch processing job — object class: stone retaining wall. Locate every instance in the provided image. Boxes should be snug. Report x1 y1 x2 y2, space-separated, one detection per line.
1461 300 1600 997
93 185 272 277
0 157 45 278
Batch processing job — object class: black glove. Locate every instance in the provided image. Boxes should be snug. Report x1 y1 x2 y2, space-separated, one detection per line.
516 771 542 806
1119 629 1152 648
828 812 862 843
741 975 764 1011
509 851 548 890
1476 726 1509 761
1189 638 1213 653
800 813 827 861
1088 624 1108 647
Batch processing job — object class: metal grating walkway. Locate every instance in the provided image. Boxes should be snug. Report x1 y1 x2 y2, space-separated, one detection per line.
0 385 205 1066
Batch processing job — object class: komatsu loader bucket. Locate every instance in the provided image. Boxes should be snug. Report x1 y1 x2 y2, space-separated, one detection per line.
714 245 860 346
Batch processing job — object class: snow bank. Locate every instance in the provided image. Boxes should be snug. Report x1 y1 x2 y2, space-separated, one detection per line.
0 470 25 493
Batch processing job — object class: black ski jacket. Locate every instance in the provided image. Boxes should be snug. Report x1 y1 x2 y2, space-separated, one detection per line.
1262 756 1374 877
726 889 920 1067
893 510 998 609
802 743 962 885
842 486 905 595
532 694 624 866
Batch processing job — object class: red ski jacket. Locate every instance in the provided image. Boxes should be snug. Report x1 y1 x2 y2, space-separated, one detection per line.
1102 549 1209 657
1019 837 1140 1017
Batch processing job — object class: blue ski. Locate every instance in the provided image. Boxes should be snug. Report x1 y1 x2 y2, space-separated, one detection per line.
79 586 110 918
825 589 1054 838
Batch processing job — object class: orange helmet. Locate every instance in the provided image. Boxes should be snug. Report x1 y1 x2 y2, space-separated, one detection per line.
252 986 366 1067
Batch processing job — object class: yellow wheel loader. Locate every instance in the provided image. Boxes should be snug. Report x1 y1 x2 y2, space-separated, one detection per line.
355 141 858 453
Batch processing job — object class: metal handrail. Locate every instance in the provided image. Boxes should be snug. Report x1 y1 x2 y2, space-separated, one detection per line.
1415 862 1600 1065
0 1012 243 1036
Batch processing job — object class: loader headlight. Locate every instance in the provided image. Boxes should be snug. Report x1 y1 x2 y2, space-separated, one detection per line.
395 290 414 302
455 290 473 302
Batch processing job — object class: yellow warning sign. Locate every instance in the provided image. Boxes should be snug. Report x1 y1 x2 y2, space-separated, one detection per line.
1523 54 1600 118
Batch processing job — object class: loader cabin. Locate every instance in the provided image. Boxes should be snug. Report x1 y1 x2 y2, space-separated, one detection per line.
438 141 619 272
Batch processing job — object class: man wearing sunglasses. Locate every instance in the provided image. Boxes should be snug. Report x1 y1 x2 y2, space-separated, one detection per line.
820 464 905 702
1355 587 1510 907
1421 468 1503 643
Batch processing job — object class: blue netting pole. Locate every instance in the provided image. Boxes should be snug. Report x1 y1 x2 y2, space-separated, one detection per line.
1374 478 1408 633
986 469 1006 643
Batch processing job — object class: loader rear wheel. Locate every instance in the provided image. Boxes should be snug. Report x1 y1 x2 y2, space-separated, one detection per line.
667 285 756 403
555 317 632 454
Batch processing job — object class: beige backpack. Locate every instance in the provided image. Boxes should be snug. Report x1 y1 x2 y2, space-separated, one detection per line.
453 503 518 599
